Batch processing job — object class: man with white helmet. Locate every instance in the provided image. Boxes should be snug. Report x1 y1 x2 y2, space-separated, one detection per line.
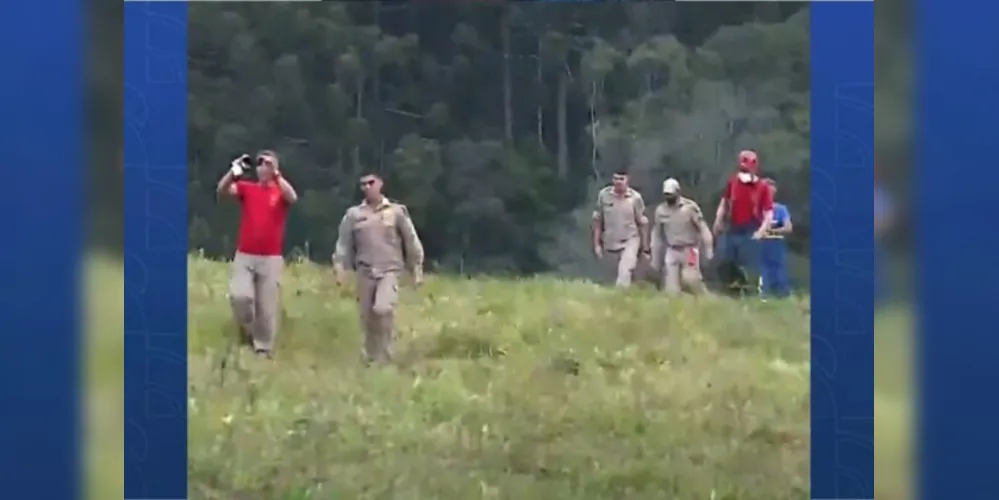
650 178 714 295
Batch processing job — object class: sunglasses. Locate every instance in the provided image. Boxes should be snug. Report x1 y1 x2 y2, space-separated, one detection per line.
359 179 376 187
256 157 272 166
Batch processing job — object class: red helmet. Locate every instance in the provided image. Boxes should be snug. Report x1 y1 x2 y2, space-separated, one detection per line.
738 150 759 172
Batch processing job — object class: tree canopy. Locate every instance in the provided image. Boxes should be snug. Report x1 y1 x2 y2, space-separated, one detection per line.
187 2 812 276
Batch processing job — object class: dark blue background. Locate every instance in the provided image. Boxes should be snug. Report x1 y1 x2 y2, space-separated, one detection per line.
810 3 874 499
124 3 188 499
917 0 999 497
0 0 82 497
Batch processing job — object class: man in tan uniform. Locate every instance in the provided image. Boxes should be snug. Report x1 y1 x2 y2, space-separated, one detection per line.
332 172 425 364
650 178 714 295
592 169 649 287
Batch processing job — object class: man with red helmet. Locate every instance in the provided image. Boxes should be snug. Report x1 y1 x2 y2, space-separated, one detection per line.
712 150 775 294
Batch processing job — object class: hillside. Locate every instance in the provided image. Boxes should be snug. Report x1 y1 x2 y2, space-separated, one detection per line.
90 256 908 499
188 256 812 499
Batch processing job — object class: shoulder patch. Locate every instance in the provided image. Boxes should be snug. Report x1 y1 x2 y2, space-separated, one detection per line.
682 197 702 211
394 203 410 218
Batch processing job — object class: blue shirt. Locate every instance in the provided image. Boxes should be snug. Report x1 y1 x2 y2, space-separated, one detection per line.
772 203 791 228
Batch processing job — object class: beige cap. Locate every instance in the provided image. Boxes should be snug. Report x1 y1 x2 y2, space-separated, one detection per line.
662 178 681 194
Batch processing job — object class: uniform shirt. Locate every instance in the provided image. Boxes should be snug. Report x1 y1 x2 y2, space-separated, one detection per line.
234 180 291 256
651 197 709 266
721 174 774 228
652 197 707 248
333 198 425 277
592 186 647 251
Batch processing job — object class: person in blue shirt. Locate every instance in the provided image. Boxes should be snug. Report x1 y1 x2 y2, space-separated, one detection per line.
759 178 792 298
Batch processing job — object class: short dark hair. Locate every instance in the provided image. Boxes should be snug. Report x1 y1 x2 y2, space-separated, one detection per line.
359 171 382 180
612 167 629 176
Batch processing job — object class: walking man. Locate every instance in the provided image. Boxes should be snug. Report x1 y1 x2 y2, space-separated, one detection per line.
217 150 298 358
712 150 774 294
592 168 649 287
758 178 793 298
650 178 714 295
332 172 425 365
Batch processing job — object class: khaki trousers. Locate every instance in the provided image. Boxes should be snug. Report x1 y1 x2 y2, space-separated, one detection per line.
356 271 400 364
229 252 283 352
602 237 640 287
663 246 706 295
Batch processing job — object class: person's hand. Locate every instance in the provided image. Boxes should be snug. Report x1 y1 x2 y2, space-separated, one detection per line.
712 220 724 236
751 230 765 240
412 269 424 288
230 154 250 176
593 244 603 259
704 247 715 262
332 266 345 288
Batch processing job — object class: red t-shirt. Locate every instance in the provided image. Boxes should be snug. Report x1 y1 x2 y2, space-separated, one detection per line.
234 181 290 256
722 175 774 227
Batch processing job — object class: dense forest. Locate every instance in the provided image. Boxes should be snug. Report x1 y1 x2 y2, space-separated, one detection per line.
100 2 906 282
186 2 810 278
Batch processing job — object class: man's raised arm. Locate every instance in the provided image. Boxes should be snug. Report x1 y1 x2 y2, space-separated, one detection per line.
217 155 249 197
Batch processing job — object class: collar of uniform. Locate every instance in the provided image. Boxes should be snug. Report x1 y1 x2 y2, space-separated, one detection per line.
609 187 634 198
362 197 392 211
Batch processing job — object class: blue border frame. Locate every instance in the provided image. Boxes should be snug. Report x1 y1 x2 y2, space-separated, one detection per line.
124 3 189 499
0 0 82 496
810 3 875 499
917 0 999 496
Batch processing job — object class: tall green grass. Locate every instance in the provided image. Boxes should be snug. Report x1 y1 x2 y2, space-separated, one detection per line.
189 256 811 499
91 256 910 499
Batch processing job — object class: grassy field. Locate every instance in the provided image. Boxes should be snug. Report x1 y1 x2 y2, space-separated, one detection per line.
189 256 814 499
90 256 910 499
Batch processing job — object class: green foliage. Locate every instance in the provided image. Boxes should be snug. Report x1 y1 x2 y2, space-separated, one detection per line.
188 256 812 499
82 255 910 500
187 3 812 275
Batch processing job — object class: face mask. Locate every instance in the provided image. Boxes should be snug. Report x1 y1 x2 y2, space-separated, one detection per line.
737 171 755 183
664 195 679 205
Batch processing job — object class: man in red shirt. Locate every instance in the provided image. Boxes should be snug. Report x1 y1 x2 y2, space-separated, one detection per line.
216 150 298 357
712 150 774 293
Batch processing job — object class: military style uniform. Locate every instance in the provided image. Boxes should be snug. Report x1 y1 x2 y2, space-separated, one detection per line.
332 198 424 363
650 191 713 295
592 186 647 287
